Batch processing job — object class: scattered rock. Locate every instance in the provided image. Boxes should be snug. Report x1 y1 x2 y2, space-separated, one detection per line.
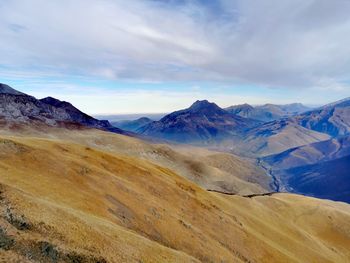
179 219 191 229
4 207 31 230
0 227 15 250
63 251 107 263
39 241 59 262
79 166 91 176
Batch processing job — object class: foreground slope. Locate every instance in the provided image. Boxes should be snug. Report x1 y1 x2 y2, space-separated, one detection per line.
0 120 272 195
0 135 350 262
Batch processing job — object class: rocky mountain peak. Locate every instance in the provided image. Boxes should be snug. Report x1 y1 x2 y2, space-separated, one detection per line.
189 100 223 113
40 96 73 108
0 83 27 95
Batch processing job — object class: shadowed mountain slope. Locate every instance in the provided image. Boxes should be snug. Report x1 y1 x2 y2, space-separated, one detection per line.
294 98 350 137
275 155 350 203
138 100 260 144
263 135 350 170
233 119 330 157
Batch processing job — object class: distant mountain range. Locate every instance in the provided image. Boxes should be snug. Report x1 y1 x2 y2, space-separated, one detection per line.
138 100 260 143
294 98 350 137
226 103 310 122
230 98 350 157
263 135 350 170
234 119 330 157
137 100 329 156
0 83 125 134
94 113 166 122
112 117 153 132
3 83 350 156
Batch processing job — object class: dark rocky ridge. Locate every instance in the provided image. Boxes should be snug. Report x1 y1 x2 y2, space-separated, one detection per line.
0 83 125 134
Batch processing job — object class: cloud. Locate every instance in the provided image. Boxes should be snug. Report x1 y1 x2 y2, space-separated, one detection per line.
0 0 350 90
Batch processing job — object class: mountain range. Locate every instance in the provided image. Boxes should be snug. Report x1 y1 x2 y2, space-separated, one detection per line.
226 103 310 122
137 99 331 158
138 100 259 143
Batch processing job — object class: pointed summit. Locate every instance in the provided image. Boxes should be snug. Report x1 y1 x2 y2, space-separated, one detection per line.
190 100 215 108
189 100 224 113
0 83 26 96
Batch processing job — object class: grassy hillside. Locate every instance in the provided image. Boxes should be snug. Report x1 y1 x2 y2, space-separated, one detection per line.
0 121 272 195
0 134 350 262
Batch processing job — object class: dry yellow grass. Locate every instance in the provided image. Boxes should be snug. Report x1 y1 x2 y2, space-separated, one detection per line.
0 132 350 262
0 123 272 195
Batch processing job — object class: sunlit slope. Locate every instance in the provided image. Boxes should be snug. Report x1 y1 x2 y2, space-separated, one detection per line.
0 136 350 262
0 122 272 195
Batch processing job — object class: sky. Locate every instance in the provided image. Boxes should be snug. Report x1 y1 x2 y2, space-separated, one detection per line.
1 0 350 114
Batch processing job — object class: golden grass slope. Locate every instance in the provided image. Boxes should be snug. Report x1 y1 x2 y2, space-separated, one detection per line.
0 134 350 262
0 122 272 195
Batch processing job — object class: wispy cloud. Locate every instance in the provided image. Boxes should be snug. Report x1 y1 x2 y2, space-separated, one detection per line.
0 0 349 89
